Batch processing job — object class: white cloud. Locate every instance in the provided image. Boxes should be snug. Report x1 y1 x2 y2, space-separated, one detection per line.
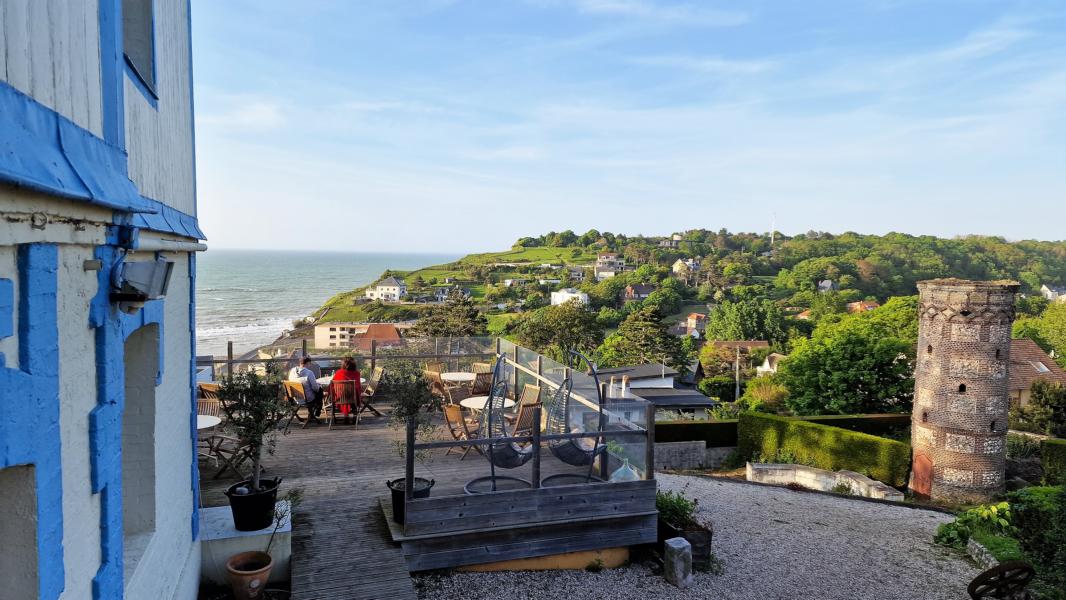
632 55 775 74
541 0 749 26
198 100 285 132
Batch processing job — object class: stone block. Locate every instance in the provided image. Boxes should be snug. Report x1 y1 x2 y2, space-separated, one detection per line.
663 537 693 589
655 441 706 470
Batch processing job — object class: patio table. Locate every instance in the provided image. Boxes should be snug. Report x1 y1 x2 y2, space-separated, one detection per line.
460 395 515 412
317 375 366 386
197 415 221 430
441 372 476 384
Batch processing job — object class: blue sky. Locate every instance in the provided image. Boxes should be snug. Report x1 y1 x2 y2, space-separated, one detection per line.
192 0 1066 252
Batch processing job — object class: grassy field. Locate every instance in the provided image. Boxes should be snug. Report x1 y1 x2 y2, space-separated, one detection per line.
486 312 520 335
664 302 711 324
317 246 597 321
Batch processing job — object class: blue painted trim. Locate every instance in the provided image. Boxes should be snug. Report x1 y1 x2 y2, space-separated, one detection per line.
0 81 149 213
99 0 125 148
0 244 65 600
88 242 167 599
189 252 200 540
0 278 12 339
131 199 207 240
124 59 159 108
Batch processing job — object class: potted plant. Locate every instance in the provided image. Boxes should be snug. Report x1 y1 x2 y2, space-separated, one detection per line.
657 489 715 572
225 489 303 600
384 365 437 524
218 365 289 531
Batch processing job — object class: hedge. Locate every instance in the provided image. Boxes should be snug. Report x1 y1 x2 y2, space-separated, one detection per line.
737 412 912 487
655 413 910 450
1043 439 1066 485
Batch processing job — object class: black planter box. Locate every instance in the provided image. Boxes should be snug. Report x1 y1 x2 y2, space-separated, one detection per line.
658 518 714 572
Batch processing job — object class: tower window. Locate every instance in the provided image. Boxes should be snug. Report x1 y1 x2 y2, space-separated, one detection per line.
123 0 156 96
958 384 967 393
995 349 1001 359
990 421 996 432
927 345 933 355
960 310 972 317
921 411 928 423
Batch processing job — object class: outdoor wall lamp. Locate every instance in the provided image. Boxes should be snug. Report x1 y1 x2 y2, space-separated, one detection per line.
110 255 174 314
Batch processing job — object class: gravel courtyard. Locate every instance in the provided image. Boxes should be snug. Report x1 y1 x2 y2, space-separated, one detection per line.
414 473 979 600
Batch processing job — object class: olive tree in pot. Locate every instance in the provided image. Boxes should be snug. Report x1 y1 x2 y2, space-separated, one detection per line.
218 366 289 531
656 489 717 573
385 365 437 524
225 488 303 600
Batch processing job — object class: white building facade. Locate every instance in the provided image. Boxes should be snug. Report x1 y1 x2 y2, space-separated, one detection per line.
365 277 407 301
550 288 589 306
0 1 203 599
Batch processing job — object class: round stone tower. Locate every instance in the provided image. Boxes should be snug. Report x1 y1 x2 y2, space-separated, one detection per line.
909 279 1019 502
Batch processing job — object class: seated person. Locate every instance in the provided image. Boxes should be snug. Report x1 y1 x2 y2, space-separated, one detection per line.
331 357 363 418
290 357 322 419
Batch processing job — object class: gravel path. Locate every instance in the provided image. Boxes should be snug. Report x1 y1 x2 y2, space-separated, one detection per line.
414 474 978 600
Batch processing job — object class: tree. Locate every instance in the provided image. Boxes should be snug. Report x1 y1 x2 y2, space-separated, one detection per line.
1009 380 1066 437
410 291 487 337
778 328 913 415
597 306 686 369
740 376 790 414
512 301 603 361
1013 302 1066 368
705 299 788 347
698 342 735 377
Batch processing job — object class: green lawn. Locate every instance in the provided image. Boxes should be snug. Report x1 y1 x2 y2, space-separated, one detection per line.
664 302 711 324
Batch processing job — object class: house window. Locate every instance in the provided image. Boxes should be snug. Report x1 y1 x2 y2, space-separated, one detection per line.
329 335 336 339
122 0 156 96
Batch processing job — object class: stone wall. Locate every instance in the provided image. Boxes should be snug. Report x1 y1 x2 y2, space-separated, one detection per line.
746 462 904 501
654 441 738 471
910 279 1018 503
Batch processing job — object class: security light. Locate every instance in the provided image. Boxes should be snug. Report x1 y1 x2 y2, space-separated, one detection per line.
111 257 174 312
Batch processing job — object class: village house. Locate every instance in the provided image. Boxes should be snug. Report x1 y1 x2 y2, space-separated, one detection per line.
1040 283 1066 302
756 353 788 376
622 283 656 303
0 1 204 598
434 285 470 302
550 288 589 306
1008 338 1066 407
658 234 683 249
365 276 407 302
671 257 701 276
847 300 881 313
314 322 368 349
817 279 839 293
350 323 405 352
686 312 707 335
566 267 586 282
538 278 562 286
594 252 625 280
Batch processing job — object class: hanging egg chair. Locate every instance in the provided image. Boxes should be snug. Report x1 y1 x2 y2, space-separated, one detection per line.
463 358 534 494
541 350 607 487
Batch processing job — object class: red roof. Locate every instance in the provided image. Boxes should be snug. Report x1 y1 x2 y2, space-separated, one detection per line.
351 324 403 352
1009 338 1066 392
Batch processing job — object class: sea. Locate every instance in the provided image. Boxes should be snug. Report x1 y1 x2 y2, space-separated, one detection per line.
195 249 459 358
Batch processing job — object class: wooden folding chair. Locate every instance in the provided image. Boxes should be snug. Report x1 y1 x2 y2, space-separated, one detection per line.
443 403 481 460
425 361 445 374
204 434 255 479
505 384 541 425
510 402 541 438
282 381 313 433
470 372 493 396
358 367 385 418
471 362 493 374
328 380 360 430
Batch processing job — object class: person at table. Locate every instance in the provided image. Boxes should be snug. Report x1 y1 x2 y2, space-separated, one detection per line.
331 357 363 419
290 357 322 419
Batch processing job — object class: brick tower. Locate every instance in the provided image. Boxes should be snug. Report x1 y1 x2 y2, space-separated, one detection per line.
909 279 1019 503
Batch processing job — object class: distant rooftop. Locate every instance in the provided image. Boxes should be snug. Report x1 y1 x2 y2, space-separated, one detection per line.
598 363 678 381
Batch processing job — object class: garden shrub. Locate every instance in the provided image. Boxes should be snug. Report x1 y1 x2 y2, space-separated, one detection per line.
934 502 1012 549
1042 438 1066 485
1006 433 1042 459
737 412 911 486
656 489 698 528
1006 486 1066 599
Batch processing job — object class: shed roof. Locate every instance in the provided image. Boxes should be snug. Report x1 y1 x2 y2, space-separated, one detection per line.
1009 338 1066 392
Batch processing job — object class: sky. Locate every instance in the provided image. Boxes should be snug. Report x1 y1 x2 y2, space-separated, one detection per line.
191 0 1066 253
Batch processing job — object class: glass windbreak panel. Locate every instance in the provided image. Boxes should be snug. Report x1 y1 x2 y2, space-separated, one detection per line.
602 397 650 479
516 346 540 373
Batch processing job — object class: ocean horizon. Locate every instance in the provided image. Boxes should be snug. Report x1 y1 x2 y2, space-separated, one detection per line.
195 249 460 357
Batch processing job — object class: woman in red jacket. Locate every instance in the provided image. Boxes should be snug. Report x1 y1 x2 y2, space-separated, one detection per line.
331 357 363 422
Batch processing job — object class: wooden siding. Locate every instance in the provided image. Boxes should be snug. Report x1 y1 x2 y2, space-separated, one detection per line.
1 0 104 136
124 0 196 216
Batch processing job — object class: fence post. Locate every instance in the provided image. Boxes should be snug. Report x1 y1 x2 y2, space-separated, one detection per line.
302 338 308 358
645 404 656 481
370 339 378 374
531 405 542 488
512 345 519 399
405 416 416 501
227 341 234 378
536 356 543 391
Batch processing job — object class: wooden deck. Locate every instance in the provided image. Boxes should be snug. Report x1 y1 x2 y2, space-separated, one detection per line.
198 406 595 599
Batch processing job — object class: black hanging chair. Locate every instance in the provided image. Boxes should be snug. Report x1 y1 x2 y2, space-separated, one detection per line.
463 358 534 494
541 350 607 487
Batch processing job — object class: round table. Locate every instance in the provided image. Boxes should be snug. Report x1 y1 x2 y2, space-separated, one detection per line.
197 415 221 430
460 396 515 411
441 372 476 384
318 376 366 386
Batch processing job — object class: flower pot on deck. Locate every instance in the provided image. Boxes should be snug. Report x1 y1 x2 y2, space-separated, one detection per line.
225 550 274 600
224 477 281 531
658 518 714 572
386 477 434 524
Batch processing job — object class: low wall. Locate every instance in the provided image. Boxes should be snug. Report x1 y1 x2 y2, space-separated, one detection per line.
746 462 904 501
655 441 737 470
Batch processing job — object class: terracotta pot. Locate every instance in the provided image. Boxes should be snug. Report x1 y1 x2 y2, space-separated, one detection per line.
225 550 274 600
